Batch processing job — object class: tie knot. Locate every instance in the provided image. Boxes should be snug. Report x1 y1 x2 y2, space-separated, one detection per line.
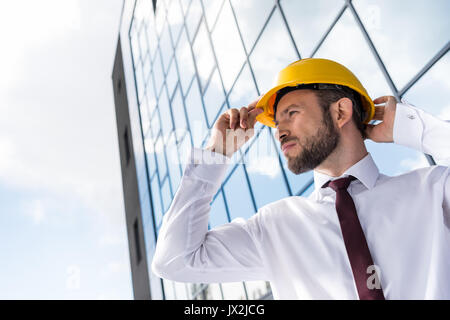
322 175 356 191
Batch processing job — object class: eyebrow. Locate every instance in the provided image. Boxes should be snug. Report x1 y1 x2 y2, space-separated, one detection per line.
274 104 302 126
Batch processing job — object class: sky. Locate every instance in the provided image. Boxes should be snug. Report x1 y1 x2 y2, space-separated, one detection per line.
0 0 132 299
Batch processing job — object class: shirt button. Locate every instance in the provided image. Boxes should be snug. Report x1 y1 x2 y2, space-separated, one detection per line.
407 114 415 120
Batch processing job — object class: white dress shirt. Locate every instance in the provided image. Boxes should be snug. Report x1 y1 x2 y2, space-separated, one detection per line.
151 102 450 299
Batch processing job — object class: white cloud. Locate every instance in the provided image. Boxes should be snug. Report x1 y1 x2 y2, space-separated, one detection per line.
399 154 429 173
438 104 450 120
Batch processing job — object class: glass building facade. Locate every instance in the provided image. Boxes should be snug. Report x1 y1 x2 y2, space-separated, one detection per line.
114 0 449 299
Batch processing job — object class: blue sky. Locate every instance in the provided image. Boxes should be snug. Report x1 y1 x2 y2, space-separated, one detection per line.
0 0 132 299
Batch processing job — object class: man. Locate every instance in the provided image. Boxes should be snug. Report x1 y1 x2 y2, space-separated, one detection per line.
151 58 450 299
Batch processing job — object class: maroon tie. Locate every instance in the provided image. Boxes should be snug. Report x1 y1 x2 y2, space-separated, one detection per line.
322 175 385 300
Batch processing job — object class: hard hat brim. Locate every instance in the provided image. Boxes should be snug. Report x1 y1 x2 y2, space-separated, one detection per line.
255 81 375 128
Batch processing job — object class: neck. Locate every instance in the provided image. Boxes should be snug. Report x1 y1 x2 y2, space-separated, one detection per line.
315 136 368 178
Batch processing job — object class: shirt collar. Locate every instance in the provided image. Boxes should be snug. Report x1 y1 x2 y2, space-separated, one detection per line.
313 152 379 192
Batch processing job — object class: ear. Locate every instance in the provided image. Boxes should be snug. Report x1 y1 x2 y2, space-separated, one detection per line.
332 97 354 129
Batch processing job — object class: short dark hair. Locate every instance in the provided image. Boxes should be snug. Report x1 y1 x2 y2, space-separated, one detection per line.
314 87 367 140
273 84 367 139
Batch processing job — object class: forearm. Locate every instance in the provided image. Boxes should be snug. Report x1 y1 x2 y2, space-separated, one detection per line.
151 147 231 279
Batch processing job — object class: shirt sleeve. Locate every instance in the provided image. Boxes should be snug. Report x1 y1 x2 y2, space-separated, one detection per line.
151 147 268 283
393 99 450 165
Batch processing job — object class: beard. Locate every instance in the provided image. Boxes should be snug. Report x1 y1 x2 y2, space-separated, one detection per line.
286 110 340 175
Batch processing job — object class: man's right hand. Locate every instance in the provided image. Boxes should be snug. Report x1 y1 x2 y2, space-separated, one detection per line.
205 95 264 157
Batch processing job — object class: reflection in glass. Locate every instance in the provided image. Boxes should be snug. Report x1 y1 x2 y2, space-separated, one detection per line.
203 69 225 127
202 0 224 30
353 0 450 90
166 58 178 98
167 0 184 45
193 21 215 90
204 283 223 300
153 50 165 97
175 28 196 96
151 176 163 229
158 89 174 139
161 177 173 212
184 82 208 148
249 8 298 94
155 134 168 180
159 21 174 72
185 0 203 40
280 0 344 58
244 281 271 300
221 282 247 300
230 0 275 53
211 0 246 92
163 279 176 300
223 165 255 221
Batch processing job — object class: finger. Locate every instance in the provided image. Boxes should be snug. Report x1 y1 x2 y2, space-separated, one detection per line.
373 96 390 105
227 108 240 129
247 107 264 128
240 107 249 128
371 106 385 120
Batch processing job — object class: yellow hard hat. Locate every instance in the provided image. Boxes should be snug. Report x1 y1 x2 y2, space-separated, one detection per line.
255 58 375 128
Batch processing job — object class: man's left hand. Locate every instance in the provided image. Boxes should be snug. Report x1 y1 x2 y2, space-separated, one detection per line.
364 95 397 143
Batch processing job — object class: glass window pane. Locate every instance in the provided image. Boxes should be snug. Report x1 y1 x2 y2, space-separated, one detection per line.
280 0 344 58
171 86 188 140
173 281 189 300
314 9 392 106
353 0 450 90
149 274 164 300
230 0 275 53
151 175 163 229
154 0 166 37
153 50 165 96
211 0 246 92
145 16 158 61
184 82 208 148
244 127 290 208
155 134 168 180
223 165 255 221
150 107 161 138
175 28 196 95
167 0 184 44
203 0 224 30
161 177 173 212
144 133 157 178
204 283 223 300
185 0 203 40
166 132 182 195
209 190 229 228
158 89 174 139
163 279 176 300
160 21 174 72
249 8 298 94
193 21 215 90
138 23 149 58
166 58 178 98
244 281 271 300
221 282 246 300
140 97 150 135
228 64 258 110
180 0 192 16
203 69 225 127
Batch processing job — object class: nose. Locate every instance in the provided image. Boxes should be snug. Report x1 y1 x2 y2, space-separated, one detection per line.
275 127 289 143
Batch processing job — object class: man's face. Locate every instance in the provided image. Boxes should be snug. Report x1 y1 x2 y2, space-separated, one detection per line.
274 89 340 174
